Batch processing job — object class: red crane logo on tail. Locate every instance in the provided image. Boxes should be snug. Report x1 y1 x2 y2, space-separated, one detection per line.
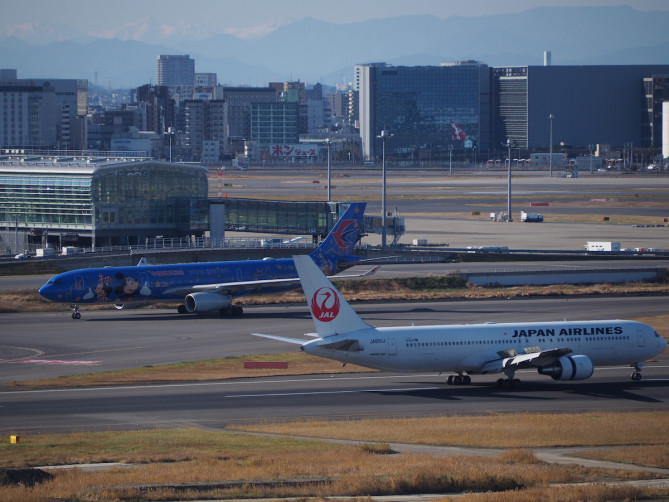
311 287 341 322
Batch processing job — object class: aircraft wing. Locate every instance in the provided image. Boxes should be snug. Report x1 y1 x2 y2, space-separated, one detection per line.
164 266 379 297
480 347 573 373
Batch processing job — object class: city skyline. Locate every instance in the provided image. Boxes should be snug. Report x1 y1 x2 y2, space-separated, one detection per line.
2 0 669 41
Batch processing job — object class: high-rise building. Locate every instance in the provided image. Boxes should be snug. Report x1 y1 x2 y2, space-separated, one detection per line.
219 87 278 151
644 75 669 149
156 55 195 103
494 65 669 150
184 99 227 164
0 72 88 150
136 84 175 134
358 62 491 161
250 101 299 145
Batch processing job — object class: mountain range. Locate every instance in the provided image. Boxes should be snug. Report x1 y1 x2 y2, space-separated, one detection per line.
1 6 669 89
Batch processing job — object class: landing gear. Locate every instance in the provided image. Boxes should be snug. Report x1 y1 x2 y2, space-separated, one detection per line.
446 374 471 385
71 305 81 319
219 305 243 317
177 305 188 314
631 362 645 381
496 378 521 388
496 367 520 388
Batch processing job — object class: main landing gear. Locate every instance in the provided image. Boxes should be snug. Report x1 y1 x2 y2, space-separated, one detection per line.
176 305 244 316
496 367 521 388
446 374 471 385
71 304 81 319
496 378 521 388
220 306 243 317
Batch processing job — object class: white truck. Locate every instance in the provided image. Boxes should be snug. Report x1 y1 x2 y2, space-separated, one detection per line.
585 241 621 252
520 211 543 222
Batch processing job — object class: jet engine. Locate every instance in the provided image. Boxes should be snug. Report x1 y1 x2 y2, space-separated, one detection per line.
185 292 232 313
538 355 594 381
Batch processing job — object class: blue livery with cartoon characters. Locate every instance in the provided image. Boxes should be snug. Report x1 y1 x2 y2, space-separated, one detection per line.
39 203 366 318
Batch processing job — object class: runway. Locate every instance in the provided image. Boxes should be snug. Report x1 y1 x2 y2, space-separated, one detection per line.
1 296 667 434
2 368 669 434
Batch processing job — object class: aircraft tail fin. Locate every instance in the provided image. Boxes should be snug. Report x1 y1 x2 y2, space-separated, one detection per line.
309 202 365 275
294 255 371 338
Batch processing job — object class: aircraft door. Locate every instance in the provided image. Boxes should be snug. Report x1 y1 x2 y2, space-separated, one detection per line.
388 338 397 355
139 272 152 296
637 329 646 347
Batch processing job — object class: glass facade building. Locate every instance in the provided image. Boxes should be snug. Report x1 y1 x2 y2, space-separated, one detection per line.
0 158 208 251
493 65 669 150
359 62 492 160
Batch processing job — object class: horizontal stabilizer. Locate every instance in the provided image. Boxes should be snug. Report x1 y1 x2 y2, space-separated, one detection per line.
251 333 308 345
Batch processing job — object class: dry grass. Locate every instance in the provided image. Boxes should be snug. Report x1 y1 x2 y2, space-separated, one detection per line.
229 410 669 449
1 428 665 502
2 352 373 389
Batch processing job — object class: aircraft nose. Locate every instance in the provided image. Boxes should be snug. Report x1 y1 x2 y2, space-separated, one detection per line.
38 283 54 300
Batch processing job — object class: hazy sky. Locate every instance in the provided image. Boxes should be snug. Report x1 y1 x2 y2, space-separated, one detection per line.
3 0 669 38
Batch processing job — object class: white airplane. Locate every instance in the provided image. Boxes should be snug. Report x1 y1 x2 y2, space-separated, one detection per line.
255 255 667 387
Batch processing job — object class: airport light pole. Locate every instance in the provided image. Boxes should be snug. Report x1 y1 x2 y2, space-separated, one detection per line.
506 139 513 222
449 144 453 175
378 130 389 249
549 113 554 177
326 137 331 202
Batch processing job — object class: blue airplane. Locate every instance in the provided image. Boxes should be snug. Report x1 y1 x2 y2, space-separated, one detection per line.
39 202 368 319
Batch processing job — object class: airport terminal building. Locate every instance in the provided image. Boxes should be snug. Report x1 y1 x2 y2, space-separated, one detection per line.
0 153 209 253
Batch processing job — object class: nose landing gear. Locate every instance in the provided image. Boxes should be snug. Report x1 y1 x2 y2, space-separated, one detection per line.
631 362 645 381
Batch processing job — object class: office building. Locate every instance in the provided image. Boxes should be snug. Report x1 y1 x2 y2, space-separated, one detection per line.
494 65 669 150
0 72 88 150
644 75 669 149
219 87 278 154
136 84 175 134
358 62 492 161
183 99 228 164
250 101 300 146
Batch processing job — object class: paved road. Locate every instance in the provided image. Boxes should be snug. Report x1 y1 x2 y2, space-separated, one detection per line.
1 296 667 434
2 362 668 435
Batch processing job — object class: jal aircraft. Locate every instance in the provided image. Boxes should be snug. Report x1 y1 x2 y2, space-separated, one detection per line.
255 255 667 387
39 203 368 319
